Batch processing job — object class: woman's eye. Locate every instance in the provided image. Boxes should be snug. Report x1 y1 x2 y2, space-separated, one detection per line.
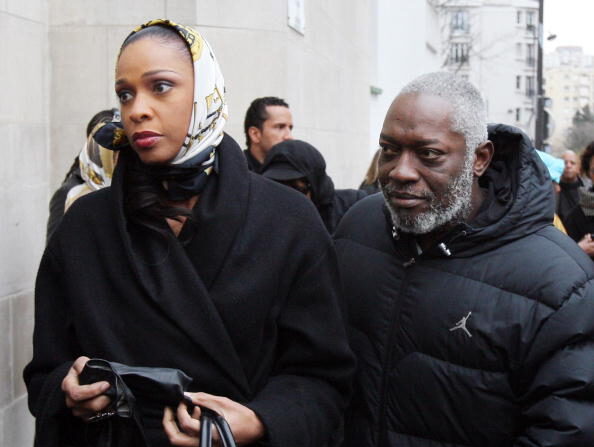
117 90 133 104
154 81 173 94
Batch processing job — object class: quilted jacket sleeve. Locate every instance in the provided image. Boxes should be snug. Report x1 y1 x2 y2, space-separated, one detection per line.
515 278 594 446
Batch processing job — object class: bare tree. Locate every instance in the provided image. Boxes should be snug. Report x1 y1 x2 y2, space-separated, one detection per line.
565 105 594 151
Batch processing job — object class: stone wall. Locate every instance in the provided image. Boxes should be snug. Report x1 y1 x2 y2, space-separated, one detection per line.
0 0 49 444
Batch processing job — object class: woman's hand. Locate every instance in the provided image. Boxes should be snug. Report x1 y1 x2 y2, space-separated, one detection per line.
578 233 594 256
163 392 266 446
61 356 111 421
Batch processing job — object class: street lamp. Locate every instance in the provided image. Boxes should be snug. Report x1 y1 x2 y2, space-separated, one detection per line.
534 1 558 150
534 0 545 149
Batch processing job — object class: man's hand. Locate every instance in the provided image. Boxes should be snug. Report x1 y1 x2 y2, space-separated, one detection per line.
578 233 594 256
61 356 111 420
163 392 266 446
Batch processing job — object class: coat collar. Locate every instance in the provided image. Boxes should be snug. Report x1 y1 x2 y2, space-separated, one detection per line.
110 133 252 396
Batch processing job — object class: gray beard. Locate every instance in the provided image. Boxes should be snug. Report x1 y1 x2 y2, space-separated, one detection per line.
382 154 475 235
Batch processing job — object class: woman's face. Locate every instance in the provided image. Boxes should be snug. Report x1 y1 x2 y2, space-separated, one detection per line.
115 37 194 165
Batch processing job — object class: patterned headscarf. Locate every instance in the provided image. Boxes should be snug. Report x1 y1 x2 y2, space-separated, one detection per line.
95 19 228 200
65 122 118 210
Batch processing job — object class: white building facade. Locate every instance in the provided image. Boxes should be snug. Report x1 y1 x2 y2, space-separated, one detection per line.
439 0 540 140
368 0 443 155
544 46 594 152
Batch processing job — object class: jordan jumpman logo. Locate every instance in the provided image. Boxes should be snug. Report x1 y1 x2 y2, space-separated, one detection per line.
449 311 472 338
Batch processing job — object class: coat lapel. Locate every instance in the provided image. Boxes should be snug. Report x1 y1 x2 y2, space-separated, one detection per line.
185 134 250 290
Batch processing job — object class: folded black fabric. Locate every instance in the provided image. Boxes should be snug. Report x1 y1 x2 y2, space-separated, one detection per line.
79 359 193 411
78 359 237 447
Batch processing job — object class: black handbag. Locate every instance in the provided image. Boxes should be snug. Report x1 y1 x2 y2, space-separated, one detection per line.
199 406 237 447
79 358 236 447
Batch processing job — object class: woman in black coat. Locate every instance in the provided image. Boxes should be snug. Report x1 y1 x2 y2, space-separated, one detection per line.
564 141 594 258
24 20 354 447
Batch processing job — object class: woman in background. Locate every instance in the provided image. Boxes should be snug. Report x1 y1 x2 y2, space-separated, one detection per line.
563 141 594 259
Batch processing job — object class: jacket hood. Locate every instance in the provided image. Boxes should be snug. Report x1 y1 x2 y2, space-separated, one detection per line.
261 140 335 207
443 123 554 257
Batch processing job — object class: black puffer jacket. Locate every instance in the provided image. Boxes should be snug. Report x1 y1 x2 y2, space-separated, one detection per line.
335 124 594 446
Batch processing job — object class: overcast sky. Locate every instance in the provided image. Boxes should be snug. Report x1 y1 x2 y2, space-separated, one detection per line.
544 0 594 55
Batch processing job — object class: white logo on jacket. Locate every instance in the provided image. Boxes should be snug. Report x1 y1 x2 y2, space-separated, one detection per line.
449 311 472 338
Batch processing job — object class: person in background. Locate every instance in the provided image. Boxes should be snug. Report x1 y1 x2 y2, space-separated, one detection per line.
562 142 594 258
335 72 594 447
358 148 381 195
558 149 583 223
534 148 568 234
64 123 118 211
260 139 367 233
46 108 119 241
243 96 293 172
24 20 354 447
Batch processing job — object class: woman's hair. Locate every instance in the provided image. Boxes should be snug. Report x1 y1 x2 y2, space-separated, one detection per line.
580 141 594 177
362 148 381 186
119 25 194 236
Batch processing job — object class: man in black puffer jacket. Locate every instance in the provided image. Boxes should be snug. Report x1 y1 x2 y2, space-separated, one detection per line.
335 72 594 447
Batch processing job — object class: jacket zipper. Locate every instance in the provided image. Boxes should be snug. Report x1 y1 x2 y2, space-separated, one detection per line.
376 261 412 445
374 228 462 443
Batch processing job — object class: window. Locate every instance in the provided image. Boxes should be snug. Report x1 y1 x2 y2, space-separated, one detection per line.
526 11 535 26
515 43 522 58
516 75 521 89
449 43 470 64
526 43 535 66
288 0 305 34
517 10 522 25
516 108 521 121
525 76 535 97
451 10 469 32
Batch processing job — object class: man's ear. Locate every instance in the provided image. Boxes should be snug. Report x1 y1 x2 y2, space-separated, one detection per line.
248 126 262 145
473 140 494 177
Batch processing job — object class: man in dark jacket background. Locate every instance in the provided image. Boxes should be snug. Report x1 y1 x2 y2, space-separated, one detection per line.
243 96 293 172
261 139 367 233
335 72 594 446
558 149 583 223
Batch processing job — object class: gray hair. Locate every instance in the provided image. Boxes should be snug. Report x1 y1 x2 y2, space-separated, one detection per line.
400 72 488 155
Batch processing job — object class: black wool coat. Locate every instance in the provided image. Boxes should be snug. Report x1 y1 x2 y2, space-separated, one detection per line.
564 203 594 245
557 178 582 224
335 124 594 446
260 140 367 233
24 134 355 447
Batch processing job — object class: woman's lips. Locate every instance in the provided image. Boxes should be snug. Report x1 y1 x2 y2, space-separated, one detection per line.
133 131 162 149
